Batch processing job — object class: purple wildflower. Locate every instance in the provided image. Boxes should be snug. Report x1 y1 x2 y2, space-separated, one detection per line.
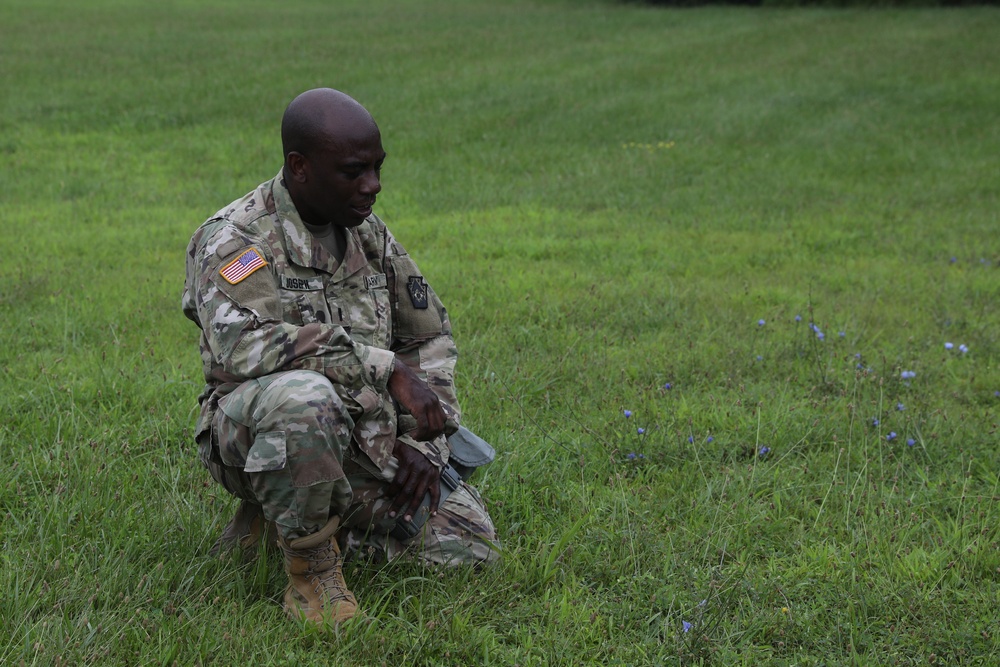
623 410 632 418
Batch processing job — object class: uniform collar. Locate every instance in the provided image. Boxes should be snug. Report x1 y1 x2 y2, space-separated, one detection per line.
269 171 370 280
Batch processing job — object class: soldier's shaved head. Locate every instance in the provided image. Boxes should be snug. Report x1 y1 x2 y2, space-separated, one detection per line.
281 88 378 160
280 88 386 228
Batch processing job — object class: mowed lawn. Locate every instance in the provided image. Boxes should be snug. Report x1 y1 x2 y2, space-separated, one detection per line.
1 0 999 664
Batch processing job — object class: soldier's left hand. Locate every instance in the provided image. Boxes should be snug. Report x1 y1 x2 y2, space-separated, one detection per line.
388 439 442 523
387 358 446 442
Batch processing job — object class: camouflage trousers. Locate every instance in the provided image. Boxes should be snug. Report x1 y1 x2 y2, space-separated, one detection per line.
200 370 500 566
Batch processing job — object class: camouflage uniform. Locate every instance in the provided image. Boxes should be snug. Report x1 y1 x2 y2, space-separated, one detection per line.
182 171 499 565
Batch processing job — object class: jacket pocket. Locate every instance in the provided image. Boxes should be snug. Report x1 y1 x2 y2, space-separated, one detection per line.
388 254 446 340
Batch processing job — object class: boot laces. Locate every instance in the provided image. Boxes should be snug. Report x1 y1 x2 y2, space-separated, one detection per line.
305 544 352 599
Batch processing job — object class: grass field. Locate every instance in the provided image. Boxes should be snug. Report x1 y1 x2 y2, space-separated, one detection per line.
2 0 1000 664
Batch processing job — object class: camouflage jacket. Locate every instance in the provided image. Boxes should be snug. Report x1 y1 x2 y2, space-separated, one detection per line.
182 171 459 473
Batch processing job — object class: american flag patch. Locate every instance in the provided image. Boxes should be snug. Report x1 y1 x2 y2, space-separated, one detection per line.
219 248 267 284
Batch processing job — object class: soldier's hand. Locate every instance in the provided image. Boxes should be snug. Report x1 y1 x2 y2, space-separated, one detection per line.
387 358 446 442
387 438 442 522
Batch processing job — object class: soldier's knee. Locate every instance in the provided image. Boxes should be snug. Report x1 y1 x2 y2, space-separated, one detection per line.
254 371 351 432
260 370 341 408
421 484 501 566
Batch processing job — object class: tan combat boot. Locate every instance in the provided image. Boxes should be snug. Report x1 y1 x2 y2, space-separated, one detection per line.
209 499 278 558
279 515 358 625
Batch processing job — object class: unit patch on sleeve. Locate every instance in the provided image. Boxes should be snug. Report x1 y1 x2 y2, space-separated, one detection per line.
219 248 267 284
407 275 429 309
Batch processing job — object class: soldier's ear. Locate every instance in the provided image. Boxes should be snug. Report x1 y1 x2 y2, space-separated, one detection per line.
286 151 309 183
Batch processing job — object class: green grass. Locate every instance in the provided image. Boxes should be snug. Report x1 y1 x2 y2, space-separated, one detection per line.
2 0 1000 664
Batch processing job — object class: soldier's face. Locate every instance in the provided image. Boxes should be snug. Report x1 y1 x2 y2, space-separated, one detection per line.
300 124 386 229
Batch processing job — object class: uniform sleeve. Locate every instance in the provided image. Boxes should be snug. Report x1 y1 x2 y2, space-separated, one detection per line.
383 227 462 465
183 222 395 391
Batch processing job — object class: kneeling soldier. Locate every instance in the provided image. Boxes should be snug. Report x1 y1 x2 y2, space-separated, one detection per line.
181 88 500 626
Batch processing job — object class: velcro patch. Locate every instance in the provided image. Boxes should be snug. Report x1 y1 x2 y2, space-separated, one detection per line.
364 273 387 290
407 275 429 309
281 275 324 291
219 248 267 284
